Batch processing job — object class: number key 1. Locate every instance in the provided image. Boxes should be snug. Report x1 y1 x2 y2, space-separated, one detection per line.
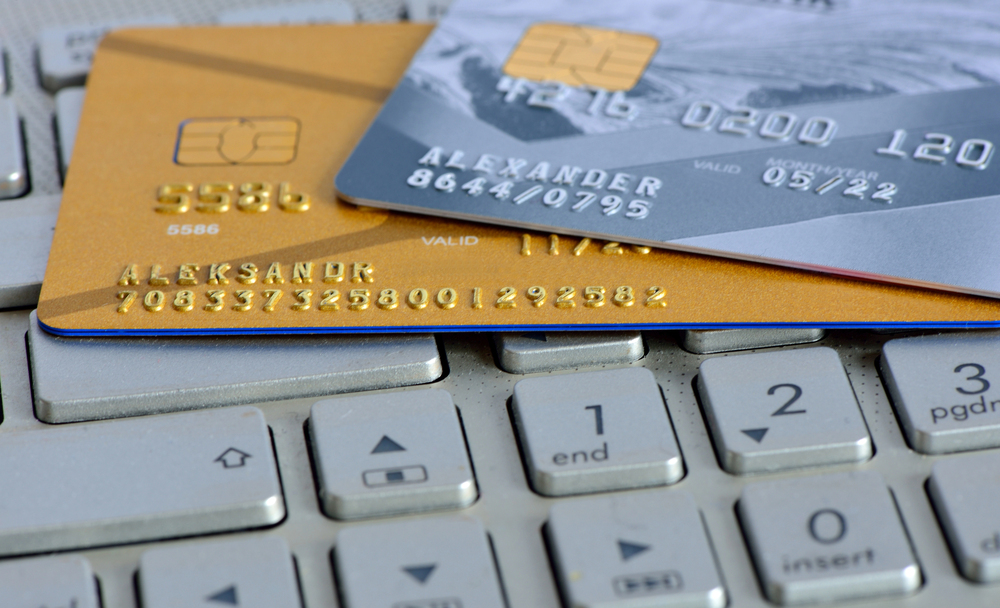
511 368 682 496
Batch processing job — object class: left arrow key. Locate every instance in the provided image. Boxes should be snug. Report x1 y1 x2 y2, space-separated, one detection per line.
140 537 300 608
206 585 238 605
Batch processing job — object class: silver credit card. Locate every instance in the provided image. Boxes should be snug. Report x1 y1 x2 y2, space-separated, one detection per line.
337 0 1000 298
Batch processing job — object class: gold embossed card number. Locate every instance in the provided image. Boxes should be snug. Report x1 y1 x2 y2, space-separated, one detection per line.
36 24 1000 335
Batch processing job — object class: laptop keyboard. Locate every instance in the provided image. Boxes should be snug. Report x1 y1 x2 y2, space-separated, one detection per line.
2 1 1000 607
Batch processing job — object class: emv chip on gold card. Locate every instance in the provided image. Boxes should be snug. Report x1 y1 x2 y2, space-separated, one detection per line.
175 117 299 165
503 23 658 91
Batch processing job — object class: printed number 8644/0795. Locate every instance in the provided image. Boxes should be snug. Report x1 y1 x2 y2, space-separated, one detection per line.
406 169 652 220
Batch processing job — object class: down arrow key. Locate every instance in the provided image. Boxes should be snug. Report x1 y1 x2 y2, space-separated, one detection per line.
741 428 768 443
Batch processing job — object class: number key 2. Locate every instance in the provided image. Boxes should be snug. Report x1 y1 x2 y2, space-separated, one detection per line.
698 347 871 474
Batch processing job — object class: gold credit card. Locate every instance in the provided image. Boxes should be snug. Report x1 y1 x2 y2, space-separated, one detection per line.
37 24 1000 336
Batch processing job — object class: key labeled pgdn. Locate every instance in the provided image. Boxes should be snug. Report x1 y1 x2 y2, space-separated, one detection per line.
881 333 1000 454
512 367 682 496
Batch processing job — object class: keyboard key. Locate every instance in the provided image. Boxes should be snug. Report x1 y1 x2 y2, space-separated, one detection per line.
0 554 98 608
335 516 505 608
547 491 727 608
140 536 301 608
697 347 871 474
310 388 477 519
0 406 283 556
682 328 825 354
512 367 682 496
37 17 177 92
218 1 356 24
494 331 643 374
0 196 58 308
405 0 452 21
28 312 442 422
929 452 1000 582
739 471 920 605
882 333 1000 454
55 87 85 178
0 96 27 199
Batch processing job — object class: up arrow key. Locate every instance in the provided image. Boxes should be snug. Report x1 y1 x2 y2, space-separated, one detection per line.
371 435 406 454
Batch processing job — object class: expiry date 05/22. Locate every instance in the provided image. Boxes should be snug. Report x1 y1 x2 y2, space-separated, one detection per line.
114 285 668 314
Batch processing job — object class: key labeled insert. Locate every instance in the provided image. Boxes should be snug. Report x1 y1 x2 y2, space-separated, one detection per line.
547 491 727 608
310 388 477 519
739 471 920 605
698 347 871 474
882 332 1000 454
512 367 682 496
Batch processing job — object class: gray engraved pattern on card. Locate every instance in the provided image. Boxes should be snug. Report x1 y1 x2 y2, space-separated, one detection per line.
337 0 1000 298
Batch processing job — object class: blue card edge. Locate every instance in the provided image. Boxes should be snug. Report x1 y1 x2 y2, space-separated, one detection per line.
37 319 1000 337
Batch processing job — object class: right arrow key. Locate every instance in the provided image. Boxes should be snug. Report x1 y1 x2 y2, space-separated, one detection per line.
548 491 726 608
698 347 872 475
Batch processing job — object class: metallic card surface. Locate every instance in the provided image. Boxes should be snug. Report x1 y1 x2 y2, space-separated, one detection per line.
37 24 1000 336
336 0 1000 299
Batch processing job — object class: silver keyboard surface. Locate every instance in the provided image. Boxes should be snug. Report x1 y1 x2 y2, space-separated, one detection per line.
3 1 1000 607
